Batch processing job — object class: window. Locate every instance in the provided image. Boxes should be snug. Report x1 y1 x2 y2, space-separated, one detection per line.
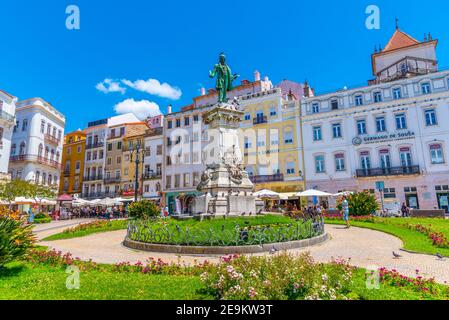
124 154 130 162
284 130 293 144
376 116 386 132
174 174 180 188
331 99 339 110
167 120 172 129
354 95 363 106
421 82 431 94
107 143 112 151
75 161 80 170
332 123 342 138
13 120 19 133
193 115 199 123
383 188 396 199
19 142 26 155
99 150 104 159
176 119 181 128
40 121 45 133
193 172 200 186
395 113 407 130
313 126 322 141
35 171 40 184
286 162 295 175
144 184 149 193
120 127 125 136
393 88 402 100
425 109 437 126
22 119 28 132
107 157 112 165
116 156 121 164
38 144 43 157
373 91 382 103
184 117 190 126
86 152 91 161
157 145 162 155
192 132 199 142
430 144 445 164
312 103 320 113
117 141 122 150
270 132 279 146
335 154 345 171
257 135 265 147
166 175 171 189
357 119 367 135
166 155 172 166
183 173 190 187
270 107 277 116
315 155 325 173
77 145 82 153
360 151 371 170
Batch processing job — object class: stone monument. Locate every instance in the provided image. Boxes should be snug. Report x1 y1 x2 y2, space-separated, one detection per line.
191 53 261 216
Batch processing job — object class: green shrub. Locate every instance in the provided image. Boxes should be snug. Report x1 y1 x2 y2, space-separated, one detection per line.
128 200 160 219
200 253 354 300
0 216 35 266
337 192 379 216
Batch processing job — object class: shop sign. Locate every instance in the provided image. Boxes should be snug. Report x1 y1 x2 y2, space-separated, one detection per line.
352 130 415 145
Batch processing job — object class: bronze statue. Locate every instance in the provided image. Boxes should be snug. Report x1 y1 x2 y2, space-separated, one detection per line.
209 53 239 103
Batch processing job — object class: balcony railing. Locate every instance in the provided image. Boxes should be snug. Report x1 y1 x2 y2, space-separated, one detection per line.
82 192 106 199
10 154 61 170
250 173 284 184
85 142 104 149
142 172 162 180
0 110 15 124
107 133 124 140
104 177 122 184
253 116 268 125
83 175 104 182
146 127 163 137
356 166 420 178
44 134 61 146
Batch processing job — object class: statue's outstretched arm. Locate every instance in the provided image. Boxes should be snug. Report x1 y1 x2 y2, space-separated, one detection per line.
209 65 217 78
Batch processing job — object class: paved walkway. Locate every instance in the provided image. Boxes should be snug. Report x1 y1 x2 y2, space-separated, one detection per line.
39 224 449 284
33 219 94 240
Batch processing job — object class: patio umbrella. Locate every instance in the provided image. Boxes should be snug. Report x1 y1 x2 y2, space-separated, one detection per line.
253 189 280 199
295 189 333 197
13 197 37 204
333 191 354 197
38 198 57 206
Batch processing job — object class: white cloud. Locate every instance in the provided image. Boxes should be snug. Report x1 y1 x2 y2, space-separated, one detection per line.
122 78 182 100
114 98 161 120
96 79 126 94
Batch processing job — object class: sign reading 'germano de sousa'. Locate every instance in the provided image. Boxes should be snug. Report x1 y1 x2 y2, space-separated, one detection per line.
352 130 415 146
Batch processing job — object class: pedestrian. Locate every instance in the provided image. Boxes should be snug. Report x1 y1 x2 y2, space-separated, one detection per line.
341 196 350 228
401 202 408 218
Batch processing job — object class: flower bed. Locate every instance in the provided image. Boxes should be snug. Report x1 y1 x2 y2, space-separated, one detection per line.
402 223 449 248
323 214 374 223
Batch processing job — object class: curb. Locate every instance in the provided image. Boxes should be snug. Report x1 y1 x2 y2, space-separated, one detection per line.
123 232 329 255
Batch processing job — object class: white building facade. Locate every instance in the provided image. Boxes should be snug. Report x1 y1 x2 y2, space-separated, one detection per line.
302 28 449 212
0 89 17 178
9 98 65 188
142 124 163 201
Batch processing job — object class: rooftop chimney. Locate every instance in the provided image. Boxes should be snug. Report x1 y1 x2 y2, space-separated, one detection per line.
200 87 206 96
167 104 172 114
254 70 261 82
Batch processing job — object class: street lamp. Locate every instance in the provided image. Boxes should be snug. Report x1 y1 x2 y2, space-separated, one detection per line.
129 142 145 202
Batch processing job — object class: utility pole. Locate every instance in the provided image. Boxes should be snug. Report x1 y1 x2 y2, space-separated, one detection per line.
130 142 145 202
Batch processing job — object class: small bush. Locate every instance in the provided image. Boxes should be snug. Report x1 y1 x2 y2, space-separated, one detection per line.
200 253 354 300
128 200 160 219
337 192 379 216
0 215 35 266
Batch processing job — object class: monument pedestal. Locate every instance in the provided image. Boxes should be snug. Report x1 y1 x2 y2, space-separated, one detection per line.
191 102 260 216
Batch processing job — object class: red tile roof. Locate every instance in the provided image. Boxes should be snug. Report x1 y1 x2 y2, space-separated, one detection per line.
383 29 420 52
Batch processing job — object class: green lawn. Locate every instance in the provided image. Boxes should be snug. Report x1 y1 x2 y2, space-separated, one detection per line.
325 217 449 256
0 261 209 300
0 261 446 300
43 220 128 241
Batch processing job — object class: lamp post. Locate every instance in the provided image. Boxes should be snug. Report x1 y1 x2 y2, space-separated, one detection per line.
129 142 145 202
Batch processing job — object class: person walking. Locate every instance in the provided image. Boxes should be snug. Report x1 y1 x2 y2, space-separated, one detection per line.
401 202 408 218
341 196 350 228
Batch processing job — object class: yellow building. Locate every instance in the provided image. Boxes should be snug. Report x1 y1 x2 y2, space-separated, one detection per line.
59 130 86 195
121 123 148 199
240 81 307 195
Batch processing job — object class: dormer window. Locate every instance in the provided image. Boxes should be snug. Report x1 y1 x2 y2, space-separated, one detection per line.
421 82 431 95
312 103 320 113
331 99 339 110
373 91 382 103
354 95 363 106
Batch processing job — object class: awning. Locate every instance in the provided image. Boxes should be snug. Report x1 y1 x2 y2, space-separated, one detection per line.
57 194 73 202
253 189 280 199
296 189 333 197
279 192 299 200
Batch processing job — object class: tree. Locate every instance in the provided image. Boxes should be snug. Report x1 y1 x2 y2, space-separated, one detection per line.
337 191 379 216
0 179 34 208
128 200 160 219
28 183 56 213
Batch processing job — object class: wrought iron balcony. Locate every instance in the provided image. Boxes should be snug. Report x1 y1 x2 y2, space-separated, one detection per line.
85 142 104 149
356 165 420 178
146 127 163 137
83 174 104 182
142 172 162 180
253 116 268 125
10 154 61 170
250 173 284 184
44 134 61 146
104 177 122 184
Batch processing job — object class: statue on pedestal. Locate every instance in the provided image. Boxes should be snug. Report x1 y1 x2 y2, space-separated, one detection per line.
209 52 240 103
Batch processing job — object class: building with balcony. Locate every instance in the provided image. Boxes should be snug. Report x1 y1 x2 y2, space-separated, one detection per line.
59 130 86 195
301 26 449 212
82 113 139 198
143 117 163 201
0 89 17 179
9 98 65 188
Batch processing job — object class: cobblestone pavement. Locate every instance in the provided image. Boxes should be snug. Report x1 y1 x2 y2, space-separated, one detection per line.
40 224 449 284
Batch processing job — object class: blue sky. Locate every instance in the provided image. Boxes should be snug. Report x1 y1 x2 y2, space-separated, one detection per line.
1 0 449 132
